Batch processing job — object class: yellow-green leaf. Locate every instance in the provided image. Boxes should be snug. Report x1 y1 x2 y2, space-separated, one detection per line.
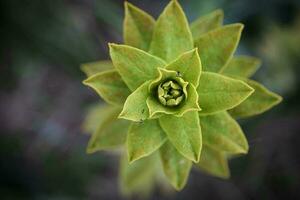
124 2 155 51
80 60 113 77
200 111 248 154
120 153 157 197
190 9 224 39
149 0 193 62
220 56 261 77
195 145 230 179
159 141 192 190
194 23 244 72
109 44 166 91
159 111 202 162
83 70 131 106
127 120 167 163
229 79 282 118
165 48 202 87
86 106 130 153
119 81 150 122
197 72 254 115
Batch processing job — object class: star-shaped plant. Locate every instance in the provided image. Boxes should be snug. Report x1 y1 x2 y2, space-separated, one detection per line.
81 0 282 194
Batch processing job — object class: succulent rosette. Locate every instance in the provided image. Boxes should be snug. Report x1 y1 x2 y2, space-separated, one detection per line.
81 0 282 194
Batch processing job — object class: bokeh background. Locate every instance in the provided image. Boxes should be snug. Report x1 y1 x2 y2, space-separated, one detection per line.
1 0 300 199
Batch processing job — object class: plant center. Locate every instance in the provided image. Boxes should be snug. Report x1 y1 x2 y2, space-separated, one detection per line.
157 80 184 107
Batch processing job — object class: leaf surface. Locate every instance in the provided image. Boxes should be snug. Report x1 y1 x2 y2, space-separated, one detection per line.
159 141 192 190
109 44 166 91
81 60 113 77
124 2 155 51
220 56 261 77
229 79 282 118
159 111 202 162
194 24 243 72
195 145 230 178
150 0 193 62
190 9 223 39
197 72 254 115
83 70 131 106
86 106 130 153
127 120 167 162
200 111 248 154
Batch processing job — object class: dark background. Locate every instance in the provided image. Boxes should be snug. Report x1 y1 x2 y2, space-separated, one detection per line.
1 0 300 199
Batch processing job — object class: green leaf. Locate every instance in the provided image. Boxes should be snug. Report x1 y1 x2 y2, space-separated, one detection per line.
109 44 166 91
159 111 202 162
149 0 193 62
194 23 244 72
80 60 113 77
147 83 200 118
190 9 224 39
159 141 192 190
83 70 131 106
200 111 248 154
195 145 230 179
197 72 254 115
229 79 282 118
165 48 202 87
124 2 155 51
127 120 167 163
220 56 261 77
119 81 150 122
120 153 157 197
82 103 109 134
86 106 130 153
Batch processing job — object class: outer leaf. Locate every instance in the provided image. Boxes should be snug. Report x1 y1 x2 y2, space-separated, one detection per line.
149 0 193 62
127 120 167 163
194 23 244 72
195 145 230 179
120 153 157 197
147 83 200 118
109 44 166 91
82 103 109 134
124 2 155 51
165 48 202 87
86 106 130 153
229 79 282 118
200 111 248 154
190 9 224 39
197 72 254 115
83 70 131 106
80 60 113 77
220 56 261 77
159 111 202 162
159 141 192 190
119 81 150 122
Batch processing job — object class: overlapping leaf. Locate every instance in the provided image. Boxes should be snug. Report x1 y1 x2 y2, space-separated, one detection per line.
150 0 193 62
195 145 230 178
109 44 166 91
220 56 261 77
81 60 113 77
197 72 254 115
86 106 130 153
127 120 167 163
200 111 248 154
229 79 282 118
159 111 202 162
124 2 155 51
190 9 224 39
159 141 192 190
194 24 244 72
83 70 131 106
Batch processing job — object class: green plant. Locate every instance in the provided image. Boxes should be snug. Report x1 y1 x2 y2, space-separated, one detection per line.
81 0 282 194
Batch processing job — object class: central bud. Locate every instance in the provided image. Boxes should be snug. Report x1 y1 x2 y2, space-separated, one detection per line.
158 80 184 107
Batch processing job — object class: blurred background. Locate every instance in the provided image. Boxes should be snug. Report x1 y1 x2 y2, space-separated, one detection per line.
1 0 300 199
